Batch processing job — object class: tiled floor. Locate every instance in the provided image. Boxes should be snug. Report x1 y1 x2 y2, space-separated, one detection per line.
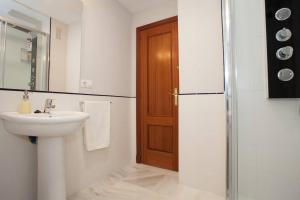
69 164 225 200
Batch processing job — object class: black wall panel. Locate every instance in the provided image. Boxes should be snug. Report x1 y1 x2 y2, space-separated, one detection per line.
265 0 300 98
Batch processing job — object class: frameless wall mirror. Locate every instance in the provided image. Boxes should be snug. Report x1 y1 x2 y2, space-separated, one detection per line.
0 0 82 93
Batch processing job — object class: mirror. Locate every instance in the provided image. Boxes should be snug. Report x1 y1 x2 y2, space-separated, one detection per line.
0 0 82 93
0 0 178 96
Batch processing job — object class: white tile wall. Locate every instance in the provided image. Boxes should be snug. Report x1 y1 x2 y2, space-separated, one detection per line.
0 93 37 200
80 0 133 97
177 0 226 197
178 0 224 94
234 0 300 199
179 94 226 197
237 91 300 200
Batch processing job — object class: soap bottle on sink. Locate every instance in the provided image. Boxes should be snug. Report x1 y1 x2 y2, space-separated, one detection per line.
18 90 32 114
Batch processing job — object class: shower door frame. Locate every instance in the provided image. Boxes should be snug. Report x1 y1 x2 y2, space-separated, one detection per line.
0 19 7 88
0 16 51 91
221 0 238 200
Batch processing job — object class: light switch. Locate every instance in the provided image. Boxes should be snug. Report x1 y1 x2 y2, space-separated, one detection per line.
80 80 93 88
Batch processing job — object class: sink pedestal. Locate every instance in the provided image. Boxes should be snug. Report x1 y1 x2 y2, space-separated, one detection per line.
0 111 89 200
38 137 66 200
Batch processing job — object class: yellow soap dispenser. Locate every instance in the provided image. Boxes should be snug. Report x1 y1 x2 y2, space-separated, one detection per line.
18 90 32 114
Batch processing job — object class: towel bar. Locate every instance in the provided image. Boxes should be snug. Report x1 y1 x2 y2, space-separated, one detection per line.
79 101 112 106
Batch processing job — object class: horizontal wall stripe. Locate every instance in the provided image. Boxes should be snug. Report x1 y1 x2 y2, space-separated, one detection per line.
179 92 225 95
0 88 136 99
1 88 225 98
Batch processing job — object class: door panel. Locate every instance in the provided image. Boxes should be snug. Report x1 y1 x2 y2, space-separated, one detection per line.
148 32 173 116
137 17 179 171
147 125 173 153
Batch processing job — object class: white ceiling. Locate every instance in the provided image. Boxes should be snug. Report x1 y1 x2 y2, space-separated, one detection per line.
117 0 177 14
11 0 177 24
16 0 83 24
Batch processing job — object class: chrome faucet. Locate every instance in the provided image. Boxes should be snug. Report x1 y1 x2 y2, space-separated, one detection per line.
43 99 55 113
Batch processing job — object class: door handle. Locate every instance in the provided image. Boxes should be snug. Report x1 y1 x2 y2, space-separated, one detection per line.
171 88 178 106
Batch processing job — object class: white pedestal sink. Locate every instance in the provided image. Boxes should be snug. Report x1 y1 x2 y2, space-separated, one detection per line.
0 111 89 200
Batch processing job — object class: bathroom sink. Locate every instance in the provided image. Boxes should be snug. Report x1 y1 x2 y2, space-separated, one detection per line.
0 111 89 137
0 110 89 200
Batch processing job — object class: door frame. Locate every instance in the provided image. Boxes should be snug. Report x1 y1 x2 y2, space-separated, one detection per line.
136 16 178 164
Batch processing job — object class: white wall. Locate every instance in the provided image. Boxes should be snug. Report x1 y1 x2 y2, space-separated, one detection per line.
0 90 135 199
50 19 82 93
0 92 36 200
49 19 68 92
233 0 300 200
179 94 226 197
80 0 132 96
178 0 224 94
178 0 226 197
66 21 81 93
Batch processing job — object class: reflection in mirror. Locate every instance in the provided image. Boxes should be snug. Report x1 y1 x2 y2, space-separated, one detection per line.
1 21 49 90
0 0 82 93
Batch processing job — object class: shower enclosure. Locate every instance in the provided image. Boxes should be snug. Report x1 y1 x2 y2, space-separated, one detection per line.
0 17 49 91
224 0 300 200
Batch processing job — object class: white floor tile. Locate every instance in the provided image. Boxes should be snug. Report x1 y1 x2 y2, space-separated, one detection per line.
68 164 224 200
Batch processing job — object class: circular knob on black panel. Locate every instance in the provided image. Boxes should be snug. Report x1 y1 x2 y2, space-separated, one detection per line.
278 68 294 82
276 28 292 42
276 46 293 60
275 8 292 21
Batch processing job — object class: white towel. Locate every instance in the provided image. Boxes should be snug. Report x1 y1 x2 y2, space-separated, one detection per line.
82 101 111 151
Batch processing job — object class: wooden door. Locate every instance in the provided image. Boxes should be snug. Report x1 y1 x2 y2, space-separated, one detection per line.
137 17 179 171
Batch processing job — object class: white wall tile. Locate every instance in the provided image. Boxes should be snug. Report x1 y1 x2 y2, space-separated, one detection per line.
237 91 300 200
179 94 226 197
234 0 300 199
178 0 224 94
66 22 81 93
80 0 133 96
